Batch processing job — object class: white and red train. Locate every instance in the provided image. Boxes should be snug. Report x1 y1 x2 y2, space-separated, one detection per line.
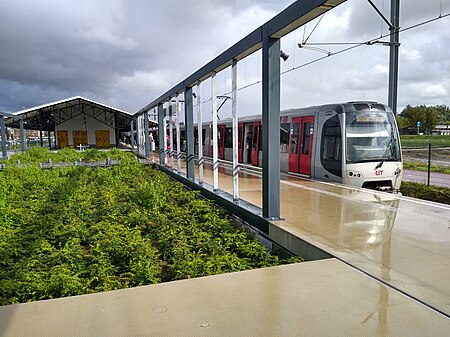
165 101 403 191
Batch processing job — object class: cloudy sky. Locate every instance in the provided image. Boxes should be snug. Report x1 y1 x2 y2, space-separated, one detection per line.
0 0 449 119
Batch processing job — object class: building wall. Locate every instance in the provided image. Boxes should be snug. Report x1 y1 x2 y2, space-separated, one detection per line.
55 113 116 148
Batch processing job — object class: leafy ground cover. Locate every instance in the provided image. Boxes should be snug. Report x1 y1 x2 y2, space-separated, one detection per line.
400 181 450 205
2 146 134 164
0 148 301 305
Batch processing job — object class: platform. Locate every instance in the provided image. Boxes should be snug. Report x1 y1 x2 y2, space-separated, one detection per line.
162 157 450 317
1 259 449 337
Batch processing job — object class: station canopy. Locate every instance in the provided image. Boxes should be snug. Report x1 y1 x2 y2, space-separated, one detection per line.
4 96 152 132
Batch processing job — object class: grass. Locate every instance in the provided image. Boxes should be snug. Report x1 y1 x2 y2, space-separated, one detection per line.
400 181 450 205
400 135 450 148
403 162 450 174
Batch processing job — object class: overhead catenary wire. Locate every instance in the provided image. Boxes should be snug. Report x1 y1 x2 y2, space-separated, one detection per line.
282 11 450 75
175 9 450 111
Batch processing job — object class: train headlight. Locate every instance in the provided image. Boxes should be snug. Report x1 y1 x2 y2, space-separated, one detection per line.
348 171 363 178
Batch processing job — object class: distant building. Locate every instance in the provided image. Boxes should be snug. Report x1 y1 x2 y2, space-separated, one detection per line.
432 125 450 135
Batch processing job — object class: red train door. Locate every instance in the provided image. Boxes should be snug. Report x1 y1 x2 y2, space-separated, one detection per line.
289 116 314 174
289 117 301 173
238 122 244 163
219 125 226 159
251 121 260 166
299 116 314 175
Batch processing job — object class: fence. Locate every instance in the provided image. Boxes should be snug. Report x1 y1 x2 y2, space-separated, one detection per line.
402 144 450 188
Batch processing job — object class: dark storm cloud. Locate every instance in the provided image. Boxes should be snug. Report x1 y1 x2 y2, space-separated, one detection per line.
0 0 288 112
0 0 448 114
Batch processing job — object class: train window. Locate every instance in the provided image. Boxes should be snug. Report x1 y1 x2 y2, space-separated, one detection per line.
291 123 300 154
252 126 258 150
302 122 312 155
321 115 342 177
280 123 290 153
224 127 232 148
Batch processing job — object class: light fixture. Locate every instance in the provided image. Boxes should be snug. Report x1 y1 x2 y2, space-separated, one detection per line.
280 50 289 61
366 40 392 47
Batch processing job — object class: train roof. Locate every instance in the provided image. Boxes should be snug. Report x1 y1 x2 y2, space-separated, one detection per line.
196 101 390 126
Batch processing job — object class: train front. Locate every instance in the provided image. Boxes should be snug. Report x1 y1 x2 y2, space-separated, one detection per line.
343 104 402 191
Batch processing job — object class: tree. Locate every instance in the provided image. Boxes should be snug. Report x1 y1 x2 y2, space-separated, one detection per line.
400 105 438 134
433 105 450 124
396 115 410 129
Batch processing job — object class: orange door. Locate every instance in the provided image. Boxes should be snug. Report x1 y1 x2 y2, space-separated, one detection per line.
57 130 68 148
72 130 88 147
95 130 110 148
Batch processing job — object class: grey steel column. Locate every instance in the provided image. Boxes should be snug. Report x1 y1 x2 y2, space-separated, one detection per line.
175 95 181 173
0 116 6 158
185 86 195 180
261 27 281 219
231 59 239 201
388 0 400 115
197 83 204 185
163 105 167 163
211 72 219 190
20 119 26 152
39 128 43 147
158 103 166 165
169 103 174 168
135 117 140 152
130 119 134 150
144 111 150 157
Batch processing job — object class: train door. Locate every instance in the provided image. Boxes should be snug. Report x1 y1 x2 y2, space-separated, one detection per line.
289 116 314 174
244 124 252 164
251 121 260 166
219 125 226 159
238 122 244 163
299 116 314 175
289 117 301 173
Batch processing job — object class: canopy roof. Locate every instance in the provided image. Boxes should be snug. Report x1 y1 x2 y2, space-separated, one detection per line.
5 96 145 132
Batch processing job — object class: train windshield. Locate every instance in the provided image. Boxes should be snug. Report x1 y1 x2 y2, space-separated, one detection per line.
345 111 401 163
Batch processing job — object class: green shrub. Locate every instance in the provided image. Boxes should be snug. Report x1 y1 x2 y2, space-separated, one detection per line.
0 152 302 305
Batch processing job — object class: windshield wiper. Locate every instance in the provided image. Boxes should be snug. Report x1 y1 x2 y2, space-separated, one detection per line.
375 132 396 169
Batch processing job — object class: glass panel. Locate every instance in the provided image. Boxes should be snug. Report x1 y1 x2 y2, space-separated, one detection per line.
280 123 290 153
291 123 300 154
321 115 342 177
345 111 401 163
224 127 232 148
301 122 312 155
252 126 258 150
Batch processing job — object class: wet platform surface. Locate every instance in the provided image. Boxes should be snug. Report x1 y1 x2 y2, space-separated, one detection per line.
1 259 449 337
163 157 450 317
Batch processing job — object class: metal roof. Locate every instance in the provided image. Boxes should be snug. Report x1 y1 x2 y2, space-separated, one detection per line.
4 96 140 131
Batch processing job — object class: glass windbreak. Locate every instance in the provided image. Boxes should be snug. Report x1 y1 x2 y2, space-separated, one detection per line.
345 111 401 163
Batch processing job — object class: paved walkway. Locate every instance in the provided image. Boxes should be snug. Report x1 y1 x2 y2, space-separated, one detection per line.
403 169 450 188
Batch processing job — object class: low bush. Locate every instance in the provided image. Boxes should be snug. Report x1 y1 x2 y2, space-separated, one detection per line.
0 150 302 305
